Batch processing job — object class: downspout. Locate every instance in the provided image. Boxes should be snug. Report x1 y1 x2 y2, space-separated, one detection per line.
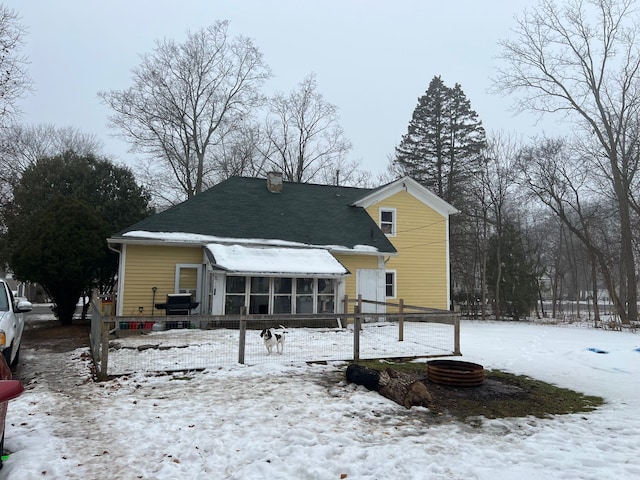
445 215 452 311
107 242 124 317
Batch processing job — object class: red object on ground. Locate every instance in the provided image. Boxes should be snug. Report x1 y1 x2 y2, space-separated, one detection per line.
0 353 24 469
0 381 23 402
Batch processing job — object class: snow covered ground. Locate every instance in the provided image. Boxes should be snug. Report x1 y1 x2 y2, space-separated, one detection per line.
2 319 640 479
105 321 456 375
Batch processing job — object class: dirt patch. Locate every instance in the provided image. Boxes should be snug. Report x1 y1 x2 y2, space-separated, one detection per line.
22 315 91 353
14 309 93 393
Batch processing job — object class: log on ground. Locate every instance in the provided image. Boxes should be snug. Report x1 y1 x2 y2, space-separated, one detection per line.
346 364 434 409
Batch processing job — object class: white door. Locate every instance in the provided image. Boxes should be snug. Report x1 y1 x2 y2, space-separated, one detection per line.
175 264 202 314
356 268 386 316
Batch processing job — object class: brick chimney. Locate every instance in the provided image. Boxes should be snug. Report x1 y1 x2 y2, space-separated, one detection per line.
266 171 283 193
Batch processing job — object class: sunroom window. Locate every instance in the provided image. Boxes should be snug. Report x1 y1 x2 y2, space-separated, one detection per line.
225 276 246 314
223 276 336 314
296 278 314 314
317 278 335 313
249 277 270 314
273 277 292 314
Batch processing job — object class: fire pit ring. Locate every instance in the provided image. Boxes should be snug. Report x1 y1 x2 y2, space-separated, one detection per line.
426 360 485 387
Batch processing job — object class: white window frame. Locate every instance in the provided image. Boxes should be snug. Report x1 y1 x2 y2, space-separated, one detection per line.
379 208 396 237
385 270 397 299
175 263 202 300
222 276 338 314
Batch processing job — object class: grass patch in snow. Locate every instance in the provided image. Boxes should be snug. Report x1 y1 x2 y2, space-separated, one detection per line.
354 360 604 421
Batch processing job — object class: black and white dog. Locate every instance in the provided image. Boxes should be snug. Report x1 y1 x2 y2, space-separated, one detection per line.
260 325 287 355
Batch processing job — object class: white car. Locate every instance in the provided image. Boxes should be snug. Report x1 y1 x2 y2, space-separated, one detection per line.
0 279 32 368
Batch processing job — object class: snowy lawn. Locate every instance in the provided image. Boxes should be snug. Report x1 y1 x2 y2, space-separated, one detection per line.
2 320 640 479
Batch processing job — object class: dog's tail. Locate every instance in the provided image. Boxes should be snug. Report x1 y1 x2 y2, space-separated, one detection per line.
278 324 288 334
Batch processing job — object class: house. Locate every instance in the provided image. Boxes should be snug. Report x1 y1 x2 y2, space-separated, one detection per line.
106 174 458 317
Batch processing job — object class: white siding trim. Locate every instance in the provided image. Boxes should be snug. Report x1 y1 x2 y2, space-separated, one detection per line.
353 176 459 217
116 245 127 316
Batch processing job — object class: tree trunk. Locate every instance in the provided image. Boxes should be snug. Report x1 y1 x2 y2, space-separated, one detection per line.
610 160 638 324
590 254 600 327
480 209 488 320
346 364 434 409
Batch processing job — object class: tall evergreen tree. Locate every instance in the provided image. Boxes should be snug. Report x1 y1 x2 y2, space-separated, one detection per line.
395 76 487 307
394 75 486 208
1 152 153 324
395 76 447 194
486 221 538 321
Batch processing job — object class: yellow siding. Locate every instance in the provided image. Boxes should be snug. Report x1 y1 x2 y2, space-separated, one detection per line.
120 244 202 316
332 253 379 303
366 191 449 310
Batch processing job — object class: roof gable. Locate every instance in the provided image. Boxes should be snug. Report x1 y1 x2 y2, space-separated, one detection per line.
113 177 397 253
353 177 459 217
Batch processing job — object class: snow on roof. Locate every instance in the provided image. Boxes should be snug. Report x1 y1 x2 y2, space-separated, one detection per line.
206 243 349 275
119 230 381 255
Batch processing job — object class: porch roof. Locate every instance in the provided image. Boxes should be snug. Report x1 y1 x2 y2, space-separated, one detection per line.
205 244 349 276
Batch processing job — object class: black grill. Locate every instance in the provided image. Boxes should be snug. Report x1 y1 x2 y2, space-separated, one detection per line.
155 293 200 315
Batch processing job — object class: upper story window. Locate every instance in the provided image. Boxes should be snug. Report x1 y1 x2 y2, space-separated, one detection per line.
380 208 396 236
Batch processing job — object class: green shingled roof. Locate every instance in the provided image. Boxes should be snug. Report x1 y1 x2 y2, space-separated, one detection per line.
113 176 397 253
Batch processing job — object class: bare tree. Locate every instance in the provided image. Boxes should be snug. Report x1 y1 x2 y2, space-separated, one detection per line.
518 138 628 323
0 123 102 173
470 131 522 319
0 5 31 127
259 74 354 183
494 0 639 322
136 122 266 210
99 21 271 201
0 124 103 210
209 122 269 181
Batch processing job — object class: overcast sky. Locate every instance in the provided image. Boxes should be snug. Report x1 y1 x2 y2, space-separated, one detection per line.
7 0 552 177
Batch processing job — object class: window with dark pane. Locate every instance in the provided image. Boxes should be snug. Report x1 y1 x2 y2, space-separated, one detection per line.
317 278 335 313
225 276 246 314
380 209 394 234
273 277 292 314
296 278 314 313
385 272 395 297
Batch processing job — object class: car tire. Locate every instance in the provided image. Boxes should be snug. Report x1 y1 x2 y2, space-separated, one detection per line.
9 345 19 369
1 348 10 369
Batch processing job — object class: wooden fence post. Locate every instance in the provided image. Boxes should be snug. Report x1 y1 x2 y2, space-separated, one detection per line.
238 306 247 364
398 298 404 342
100 319 110 381
343 294 349 329
454 314 461 355
353 304 361 362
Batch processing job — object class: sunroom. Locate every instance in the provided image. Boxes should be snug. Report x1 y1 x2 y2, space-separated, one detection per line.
205 243 350 315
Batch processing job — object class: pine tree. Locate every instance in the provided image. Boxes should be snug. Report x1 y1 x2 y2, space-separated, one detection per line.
395 75 486 209
395 76 487 308
486 221 538 321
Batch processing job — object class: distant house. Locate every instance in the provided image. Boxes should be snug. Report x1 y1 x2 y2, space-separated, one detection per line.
106 174 458 317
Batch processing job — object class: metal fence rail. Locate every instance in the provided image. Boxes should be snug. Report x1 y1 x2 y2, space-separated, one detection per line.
90 305 460 380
